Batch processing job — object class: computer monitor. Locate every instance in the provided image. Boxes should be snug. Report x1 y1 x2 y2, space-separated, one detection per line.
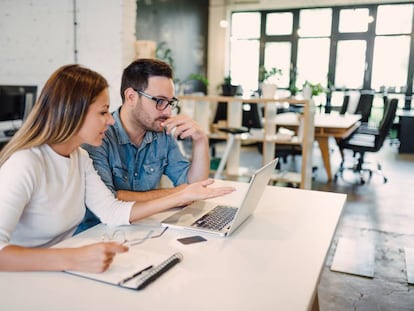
0 85 37 136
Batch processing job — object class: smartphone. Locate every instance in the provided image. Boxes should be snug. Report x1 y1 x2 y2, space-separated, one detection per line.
177 235 207 245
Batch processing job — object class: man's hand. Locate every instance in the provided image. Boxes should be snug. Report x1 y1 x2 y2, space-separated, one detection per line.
161 115 207 142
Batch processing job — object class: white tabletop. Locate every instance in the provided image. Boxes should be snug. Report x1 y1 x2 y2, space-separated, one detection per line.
0 180 345 311
275 112 361 129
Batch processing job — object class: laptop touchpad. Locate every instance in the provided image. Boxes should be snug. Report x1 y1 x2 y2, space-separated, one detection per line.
164 202 214 225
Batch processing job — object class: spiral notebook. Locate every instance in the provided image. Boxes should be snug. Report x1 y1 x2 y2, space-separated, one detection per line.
55 237 182 290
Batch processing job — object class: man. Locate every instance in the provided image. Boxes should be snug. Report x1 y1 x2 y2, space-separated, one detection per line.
77 58 210 232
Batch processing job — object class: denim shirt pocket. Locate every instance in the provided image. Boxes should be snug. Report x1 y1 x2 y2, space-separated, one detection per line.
141 160 167 188
112 166 130 190
142 160 166 176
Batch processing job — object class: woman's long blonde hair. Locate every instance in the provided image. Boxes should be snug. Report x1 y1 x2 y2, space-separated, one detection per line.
0 64 108 167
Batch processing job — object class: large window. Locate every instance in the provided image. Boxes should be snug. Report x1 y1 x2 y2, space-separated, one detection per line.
229 3 414 109
229 12 260 94
266 12 293 35
264 12 293 89
371 4 412 94
339 8 371 33
264 42 291 87
296 38 330 87
335 41 366 89
371 35 410 92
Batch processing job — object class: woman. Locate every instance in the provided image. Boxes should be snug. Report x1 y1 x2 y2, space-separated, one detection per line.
0 64 234 273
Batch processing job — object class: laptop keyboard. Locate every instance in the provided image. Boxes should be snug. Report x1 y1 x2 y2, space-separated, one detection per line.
193 205 237 230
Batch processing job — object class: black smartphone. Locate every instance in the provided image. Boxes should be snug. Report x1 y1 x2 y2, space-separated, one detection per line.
177 235 207 245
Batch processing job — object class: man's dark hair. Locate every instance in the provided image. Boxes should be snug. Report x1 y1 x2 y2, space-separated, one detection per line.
120 58 173 102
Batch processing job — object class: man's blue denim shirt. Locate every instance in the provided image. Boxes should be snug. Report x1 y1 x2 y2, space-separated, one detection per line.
77 108 190 232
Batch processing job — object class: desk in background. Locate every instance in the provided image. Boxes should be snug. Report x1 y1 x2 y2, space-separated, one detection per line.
0 180 346 311
275 112 361 181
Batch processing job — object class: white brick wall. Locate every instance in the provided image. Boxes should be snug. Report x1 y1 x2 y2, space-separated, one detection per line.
0 0 136 111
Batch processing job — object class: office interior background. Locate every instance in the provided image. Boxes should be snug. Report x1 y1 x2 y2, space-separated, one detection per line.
2 0 414 111
1 0 414 309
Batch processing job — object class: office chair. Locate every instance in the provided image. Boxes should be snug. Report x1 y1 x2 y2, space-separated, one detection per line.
335 91 374 158
213 126 249 179
354 91 374 123
210 101 262 157
381 95 401 146
339 94 350 115
210 101 259 179
334 98 398 185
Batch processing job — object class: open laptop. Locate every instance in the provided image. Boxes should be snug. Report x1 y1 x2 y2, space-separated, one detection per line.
161 158 278 237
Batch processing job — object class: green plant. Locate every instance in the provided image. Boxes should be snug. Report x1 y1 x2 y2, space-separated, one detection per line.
259 66 283 83
289 67 300 96
223 75 232 85
289 84 300 96
177 73 209 87
219 75 238 96
187 73 209 87
303 81 327 96
156 41 174 69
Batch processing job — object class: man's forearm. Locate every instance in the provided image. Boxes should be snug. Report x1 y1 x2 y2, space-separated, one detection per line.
187 136 210 182
117 187 184 202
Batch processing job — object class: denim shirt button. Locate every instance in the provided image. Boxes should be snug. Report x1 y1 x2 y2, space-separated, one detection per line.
150 168 154 172
134 173 138 176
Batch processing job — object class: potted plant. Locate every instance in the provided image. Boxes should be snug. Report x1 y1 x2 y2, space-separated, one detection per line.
220 75 239 96
156 41 174 69
289 68 300 97
176 73 209 95
259 66 283 84
258 66 282 98
302 81 326 98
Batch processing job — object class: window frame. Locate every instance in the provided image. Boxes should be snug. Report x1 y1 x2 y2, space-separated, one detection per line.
229 3 414 110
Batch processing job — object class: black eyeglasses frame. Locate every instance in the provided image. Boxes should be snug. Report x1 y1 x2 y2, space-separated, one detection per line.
133 88 179 111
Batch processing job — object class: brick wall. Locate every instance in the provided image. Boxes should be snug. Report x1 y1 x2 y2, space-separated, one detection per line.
0 0 136 110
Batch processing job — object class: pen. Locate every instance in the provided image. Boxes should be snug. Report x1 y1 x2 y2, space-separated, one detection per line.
118 265 153 285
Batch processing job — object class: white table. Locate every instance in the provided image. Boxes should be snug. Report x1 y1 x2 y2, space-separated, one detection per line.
0 180 345 311
275 112 361 181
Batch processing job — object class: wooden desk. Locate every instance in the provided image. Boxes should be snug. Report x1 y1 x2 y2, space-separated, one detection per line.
275 112 361 181
0 181 346 311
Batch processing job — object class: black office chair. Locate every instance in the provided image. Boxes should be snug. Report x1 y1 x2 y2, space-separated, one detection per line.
334 98 398 185
339 94 350 115
335 91 374 158
210 101 262 158
209 101 259 178
354 91 374 124
213 126 249 179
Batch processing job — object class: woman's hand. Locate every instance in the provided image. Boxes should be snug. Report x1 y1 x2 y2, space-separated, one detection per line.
68 242 128 273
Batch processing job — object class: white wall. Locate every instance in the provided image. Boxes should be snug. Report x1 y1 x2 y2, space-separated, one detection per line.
0 0 137 111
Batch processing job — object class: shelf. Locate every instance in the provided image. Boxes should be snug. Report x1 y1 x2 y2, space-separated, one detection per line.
178 95 315 189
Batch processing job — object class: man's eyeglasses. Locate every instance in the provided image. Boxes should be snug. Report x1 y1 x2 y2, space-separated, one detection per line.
133 88 179 111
